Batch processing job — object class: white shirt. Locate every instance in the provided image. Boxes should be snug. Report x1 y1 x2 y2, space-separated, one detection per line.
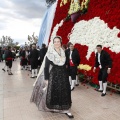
98 53 102 69
70 51 72 59
70 50 74 64
69 51 73 59
98 53 101 65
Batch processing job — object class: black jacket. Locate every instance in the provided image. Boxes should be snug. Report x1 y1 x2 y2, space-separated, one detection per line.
30 49 39 61
65 48 80 66
94 50 112 68
5 50 13 60
21 50 26 58
39 48 47 62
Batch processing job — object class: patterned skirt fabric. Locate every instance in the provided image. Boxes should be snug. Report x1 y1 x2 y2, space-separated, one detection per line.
30 71 49 111
46 65 71 110
30 65 71 111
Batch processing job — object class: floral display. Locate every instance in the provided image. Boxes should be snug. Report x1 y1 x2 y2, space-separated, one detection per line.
62 0 90 22
68 0 81 15
68 17 120 59
78 64 92 71
49 0 120 84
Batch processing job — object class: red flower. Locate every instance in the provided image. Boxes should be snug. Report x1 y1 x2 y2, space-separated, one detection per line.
49 0 120 84
117 32 120 38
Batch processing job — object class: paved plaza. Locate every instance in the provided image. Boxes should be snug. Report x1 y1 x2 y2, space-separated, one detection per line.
0 59 120 120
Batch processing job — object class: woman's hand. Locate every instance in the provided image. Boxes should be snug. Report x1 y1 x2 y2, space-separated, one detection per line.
93 67 96 73
44 80 48 86
43 80 48 91
107 68 111 74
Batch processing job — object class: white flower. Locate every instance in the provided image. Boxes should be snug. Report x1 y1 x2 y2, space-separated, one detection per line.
68 17 120 59
50 17 120 60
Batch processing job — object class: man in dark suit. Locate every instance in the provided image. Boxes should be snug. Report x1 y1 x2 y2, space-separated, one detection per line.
93 45 112 96
65 42 72 54
66 43 80 91
30 45 39 78
39 44 47 64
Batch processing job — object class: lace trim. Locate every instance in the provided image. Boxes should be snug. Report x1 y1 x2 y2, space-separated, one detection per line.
46 47 66 66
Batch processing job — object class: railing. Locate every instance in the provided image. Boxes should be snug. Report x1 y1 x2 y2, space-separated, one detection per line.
107 82 120 92
78 73 120 93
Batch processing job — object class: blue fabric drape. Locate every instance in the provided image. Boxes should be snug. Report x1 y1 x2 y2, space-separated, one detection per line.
38 1 57 47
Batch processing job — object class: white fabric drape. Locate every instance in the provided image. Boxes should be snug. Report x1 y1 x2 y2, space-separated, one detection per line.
38 1 58 47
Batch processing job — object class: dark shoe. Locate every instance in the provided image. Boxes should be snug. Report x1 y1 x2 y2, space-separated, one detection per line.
65 113 74 119
2 68 5 72
8 73 13 75
71 87 74 91
96 89 103 92
50 111 55 113
30 77 35 78
75 84 79 86
50 111 58 113
101 93 106 96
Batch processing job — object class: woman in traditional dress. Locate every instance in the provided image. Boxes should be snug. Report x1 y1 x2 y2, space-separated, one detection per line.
30 36 74 118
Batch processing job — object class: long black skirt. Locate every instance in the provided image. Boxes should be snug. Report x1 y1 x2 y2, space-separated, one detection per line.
46 65 71 110
21 57 27 66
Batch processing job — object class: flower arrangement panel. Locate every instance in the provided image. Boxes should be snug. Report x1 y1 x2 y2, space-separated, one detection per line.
49 0 120 84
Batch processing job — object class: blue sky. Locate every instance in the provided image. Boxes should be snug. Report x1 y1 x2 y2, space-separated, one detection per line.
0 0 47 44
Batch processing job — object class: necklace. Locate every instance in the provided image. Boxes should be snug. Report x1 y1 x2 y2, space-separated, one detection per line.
54 48 61 56
54 48 64 62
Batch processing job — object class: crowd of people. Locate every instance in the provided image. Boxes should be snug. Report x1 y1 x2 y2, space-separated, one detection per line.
0 36 112 119
0 44 48 77
30 36 112 119
19 44 47 78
